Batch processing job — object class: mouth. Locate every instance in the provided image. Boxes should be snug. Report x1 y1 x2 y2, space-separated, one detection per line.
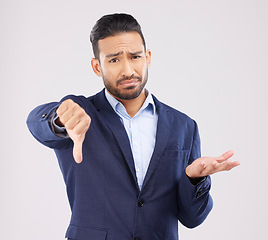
119 79 140 87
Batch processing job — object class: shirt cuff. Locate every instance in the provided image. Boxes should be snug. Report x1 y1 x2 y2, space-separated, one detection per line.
187 176 207 186
48 109 69 138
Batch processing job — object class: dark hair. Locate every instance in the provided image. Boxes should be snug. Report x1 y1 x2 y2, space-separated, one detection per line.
90 13 146 59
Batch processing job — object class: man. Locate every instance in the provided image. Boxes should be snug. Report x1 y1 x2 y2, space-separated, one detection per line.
27 13 240 240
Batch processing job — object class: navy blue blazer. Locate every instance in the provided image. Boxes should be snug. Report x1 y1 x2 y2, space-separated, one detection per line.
27 89 213 240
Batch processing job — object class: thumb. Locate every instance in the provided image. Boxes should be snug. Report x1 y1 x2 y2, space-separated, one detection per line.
72 134 85 164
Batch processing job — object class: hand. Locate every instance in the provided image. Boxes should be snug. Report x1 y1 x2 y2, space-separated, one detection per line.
185 150 240 178
56 99 91 163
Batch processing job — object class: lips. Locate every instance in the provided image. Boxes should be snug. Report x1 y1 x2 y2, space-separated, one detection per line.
119 79 139 86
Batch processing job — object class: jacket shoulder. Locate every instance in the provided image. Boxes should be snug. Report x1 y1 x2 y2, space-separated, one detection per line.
153 95 195 124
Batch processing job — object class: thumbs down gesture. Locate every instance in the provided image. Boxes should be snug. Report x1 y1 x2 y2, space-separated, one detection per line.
56 99 91 163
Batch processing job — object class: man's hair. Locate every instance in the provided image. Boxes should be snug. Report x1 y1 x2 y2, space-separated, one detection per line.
90 13 146 59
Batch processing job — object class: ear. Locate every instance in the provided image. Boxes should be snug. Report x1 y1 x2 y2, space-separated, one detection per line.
145 50 152 68
91 58 102 77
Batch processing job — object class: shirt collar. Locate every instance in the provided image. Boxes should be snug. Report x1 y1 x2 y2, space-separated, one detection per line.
105 89 156 117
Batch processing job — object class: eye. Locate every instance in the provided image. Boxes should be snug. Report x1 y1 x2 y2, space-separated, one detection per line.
132 55 141 60
109 58 119 63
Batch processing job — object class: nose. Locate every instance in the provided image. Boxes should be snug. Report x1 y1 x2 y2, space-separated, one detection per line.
121 59 135 78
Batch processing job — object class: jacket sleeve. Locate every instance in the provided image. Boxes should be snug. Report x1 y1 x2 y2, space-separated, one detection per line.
176 120 213 228
26 95 81 149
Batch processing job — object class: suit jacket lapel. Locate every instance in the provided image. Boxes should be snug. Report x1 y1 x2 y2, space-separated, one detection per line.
93 90 173 191
93 90 139 188
142 95 174 189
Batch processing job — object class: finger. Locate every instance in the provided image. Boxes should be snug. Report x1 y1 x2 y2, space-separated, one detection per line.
57 99 73 116
73 135 84 164
201 160 219 176
185 161 205 178
67 117 91 135
58 102 87 128
56 104 67 117
58 110 74 125
219 160 240 171
64 116 81 130
208 159 240 174
216 150 234 163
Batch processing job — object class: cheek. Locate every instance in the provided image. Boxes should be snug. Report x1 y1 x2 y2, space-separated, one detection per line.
140 62 148 77
132 61 145 77
102 65 120 83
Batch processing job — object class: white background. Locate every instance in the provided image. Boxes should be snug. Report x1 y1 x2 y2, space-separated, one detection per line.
1 0 268 239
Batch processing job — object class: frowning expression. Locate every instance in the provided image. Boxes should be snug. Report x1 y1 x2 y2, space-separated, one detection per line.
91 31 151 100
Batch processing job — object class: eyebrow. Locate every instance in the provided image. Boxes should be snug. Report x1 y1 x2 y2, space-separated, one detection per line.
105 50 143 58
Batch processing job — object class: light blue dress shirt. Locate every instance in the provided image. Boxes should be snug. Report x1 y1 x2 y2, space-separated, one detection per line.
105 89 158 189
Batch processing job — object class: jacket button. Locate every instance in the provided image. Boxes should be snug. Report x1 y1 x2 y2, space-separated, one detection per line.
41 113 48 118
138 199 144 207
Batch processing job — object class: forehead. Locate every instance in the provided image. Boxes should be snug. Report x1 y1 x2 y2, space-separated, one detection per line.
98 32 144 57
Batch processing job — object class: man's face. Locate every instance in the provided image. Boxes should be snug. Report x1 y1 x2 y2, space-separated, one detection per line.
91 31 151 100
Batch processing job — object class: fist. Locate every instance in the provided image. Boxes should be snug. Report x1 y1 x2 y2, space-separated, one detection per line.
56 99 91 163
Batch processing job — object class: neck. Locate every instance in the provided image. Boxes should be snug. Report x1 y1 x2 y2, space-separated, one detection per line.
117 89 147 118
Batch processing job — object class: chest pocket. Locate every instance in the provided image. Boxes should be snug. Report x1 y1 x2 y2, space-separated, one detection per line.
163 149 190 158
